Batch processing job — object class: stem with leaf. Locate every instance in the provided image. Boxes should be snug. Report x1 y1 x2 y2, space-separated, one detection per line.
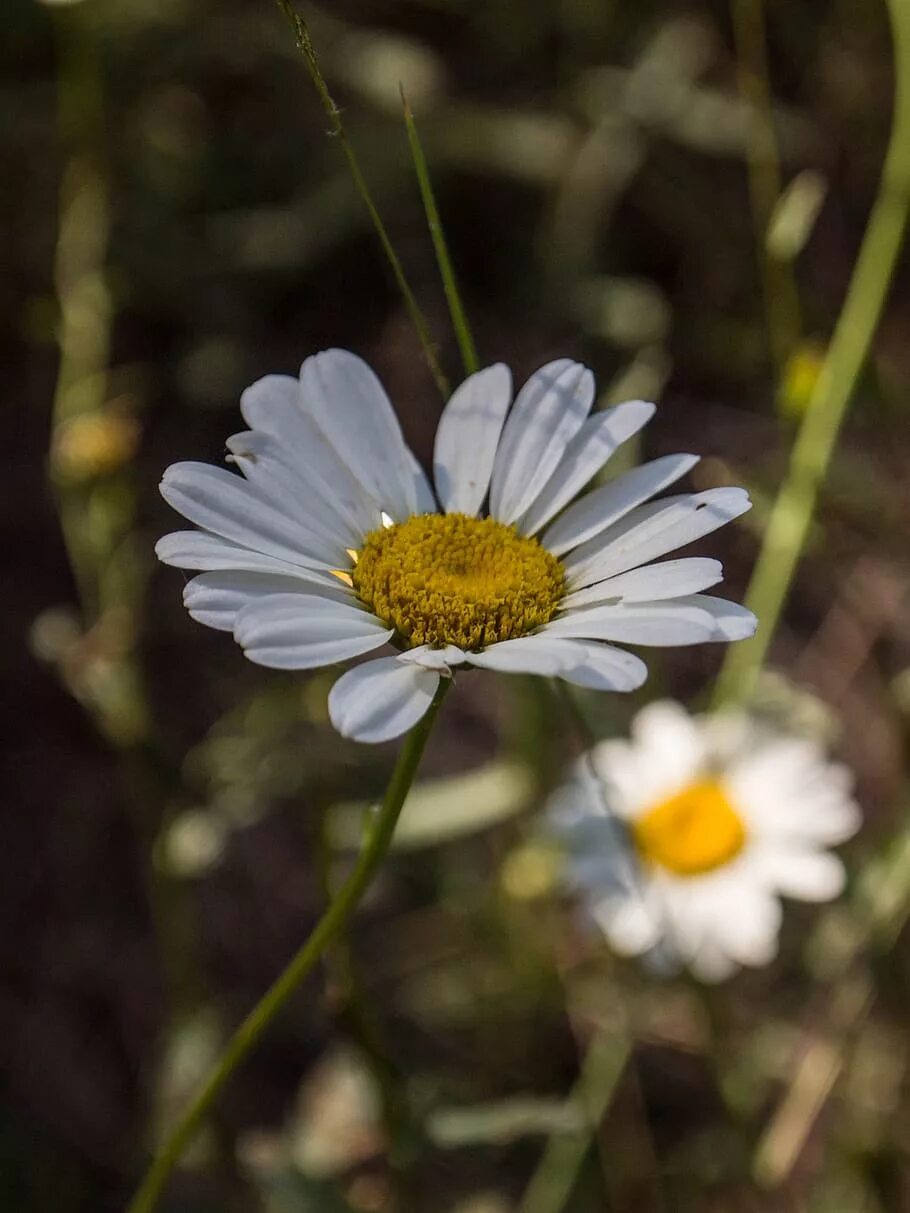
126 680 450 1213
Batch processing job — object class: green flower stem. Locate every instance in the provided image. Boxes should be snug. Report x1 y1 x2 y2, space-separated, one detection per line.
126 679 450 1213
273 0 449 400
713 0 910 708
401 88 479 377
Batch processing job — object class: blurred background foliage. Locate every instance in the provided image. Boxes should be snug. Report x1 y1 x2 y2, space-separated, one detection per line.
5 0 910 1209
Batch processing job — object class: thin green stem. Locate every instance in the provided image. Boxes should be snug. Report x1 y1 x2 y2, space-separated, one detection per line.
126 680 450 1213
731 0 802 378
713 0 910 707
401 87 479 376
273 0 449 399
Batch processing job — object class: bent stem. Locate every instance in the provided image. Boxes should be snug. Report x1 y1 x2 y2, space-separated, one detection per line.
273 0 449 400
713 0 910 708
126 680 450 1213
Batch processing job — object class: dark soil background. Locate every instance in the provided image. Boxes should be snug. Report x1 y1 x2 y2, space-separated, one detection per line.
4 0 910 1210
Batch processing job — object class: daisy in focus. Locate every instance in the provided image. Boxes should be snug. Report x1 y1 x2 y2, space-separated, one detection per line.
156 350 756 743
549 701 861 982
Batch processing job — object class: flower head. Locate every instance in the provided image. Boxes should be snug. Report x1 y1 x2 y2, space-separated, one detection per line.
549 701 861 982
157 351 756 742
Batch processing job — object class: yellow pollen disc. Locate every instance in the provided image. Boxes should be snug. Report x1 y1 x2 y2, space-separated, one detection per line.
633 780 747 877
352 512 565 651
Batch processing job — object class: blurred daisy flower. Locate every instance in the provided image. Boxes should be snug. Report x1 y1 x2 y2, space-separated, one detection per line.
157 351 755 743
549 701 861 982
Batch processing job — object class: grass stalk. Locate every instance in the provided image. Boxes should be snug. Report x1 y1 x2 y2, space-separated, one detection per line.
273 0 450 399
401 87 479 376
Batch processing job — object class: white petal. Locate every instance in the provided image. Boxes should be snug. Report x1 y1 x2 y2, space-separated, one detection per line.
489 360 594 523
630 700 704 763
565 487 752 586
543 601 717 645
690 940 740 983
542 454 699 556
239 374 304 446
234 594 392 669
709 884 782 968
593 896 663 956
240 374 381 537
397 644 467 671
673 595 757 641
155 531 344 589
560 558 724 610
160 462 332 570
183 571 347 632
755 848 847 902
328 655 440 743
407 449 438 514
226 429 357 553
433 364 512 515
559 642 649 690
517 400 656 535
300 349 417 521
467 636 647 691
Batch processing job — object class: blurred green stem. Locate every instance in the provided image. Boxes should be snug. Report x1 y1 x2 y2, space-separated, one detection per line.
273 0 450 399
51 6 203 1019
519 1029 631 1213
401 87 479 376
52 8 112 617
731 0 802 377
126 680 450 1213
714 0 910 707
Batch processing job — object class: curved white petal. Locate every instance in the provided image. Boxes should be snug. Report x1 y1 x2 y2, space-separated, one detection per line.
433 364 512 515
489 360 594 523
542 454 700 557
234 594 392 669
300 349 417 522
240 374 381 537
560 558 724 610
565 487 752 587
467 635 646 691
557 641 649 691
183 571 347 632
328 655 440 743
397 644 467 671
160 462 333 570
517 400 656 535
670 595 757 641
543 601 717 646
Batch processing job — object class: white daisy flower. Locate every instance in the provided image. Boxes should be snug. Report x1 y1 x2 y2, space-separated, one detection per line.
156 350 756 743
550 700 862 982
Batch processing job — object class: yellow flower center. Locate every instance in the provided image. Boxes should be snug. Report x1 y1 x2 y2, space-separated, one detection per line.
633 780 746 876
352 512 565 651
